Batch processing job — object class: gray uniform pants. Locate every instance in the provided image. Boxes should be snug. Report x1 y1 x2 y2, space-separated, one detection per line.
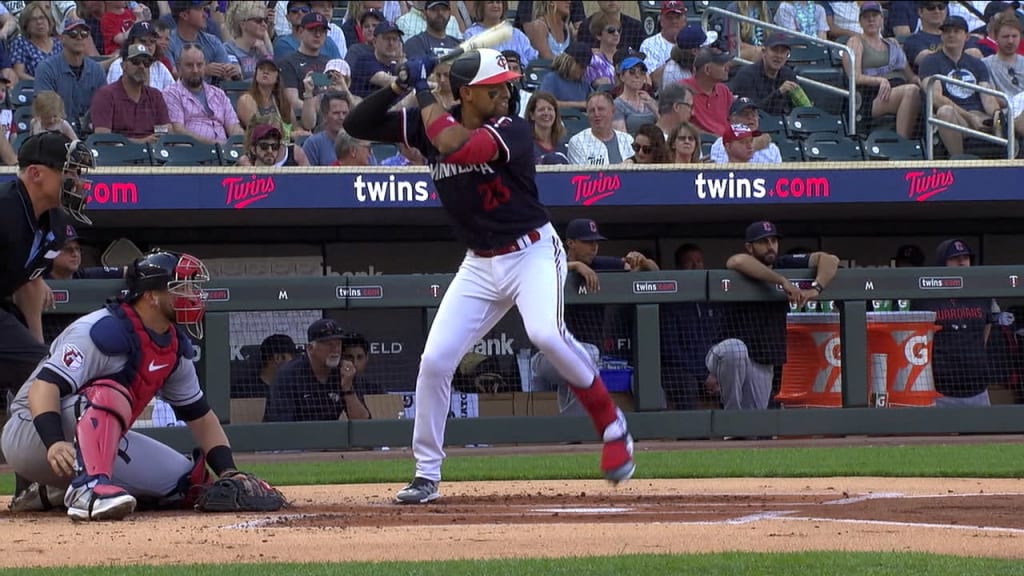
1 394 192 498
706 339 774 410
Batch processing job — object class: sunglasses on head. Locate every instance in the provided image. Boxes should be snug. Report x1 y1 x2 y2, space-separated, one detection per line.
256 141 281 151
631 143 652 153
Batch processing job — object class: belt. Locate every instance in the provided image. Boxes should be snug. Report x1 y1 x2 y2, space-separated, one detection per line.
473 229 542 258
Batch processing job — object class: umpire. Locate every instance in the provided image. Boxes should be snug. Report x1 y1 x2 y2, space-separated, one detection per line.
0 131 94 406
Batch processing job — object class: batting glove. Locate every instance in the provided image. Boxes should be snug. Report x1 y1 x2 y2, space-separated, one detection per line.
398 57 438 93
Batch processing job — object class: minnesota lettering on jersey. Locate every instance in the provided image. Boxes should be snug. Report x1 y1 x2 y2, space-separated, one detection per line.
430 162 496 181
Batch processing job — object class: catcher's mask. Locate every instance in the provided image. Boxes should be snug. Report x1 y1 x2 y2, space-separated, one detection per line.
126 250 210 339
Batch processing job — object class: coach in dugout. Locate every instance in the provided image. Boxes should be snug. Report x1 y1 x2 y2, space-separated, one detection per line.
43 225 126 281
263 318 370 422
708 221 839 411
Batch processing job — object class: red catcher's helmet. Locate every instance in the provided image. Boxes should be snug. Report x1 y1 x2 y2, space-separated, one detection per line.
126 250 210 339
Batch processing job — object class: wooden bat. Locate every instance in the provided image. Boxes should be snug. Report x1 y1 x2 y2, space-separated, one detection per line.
437 21 514 63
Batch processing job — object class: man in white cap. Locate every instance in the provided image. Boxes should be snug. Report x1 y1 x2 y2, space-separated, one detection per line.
323 58 360 104
404 1 461 59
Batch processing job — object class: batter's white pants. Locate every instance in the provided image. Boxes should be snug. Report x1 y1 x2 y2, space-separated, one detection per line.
413 223 597 482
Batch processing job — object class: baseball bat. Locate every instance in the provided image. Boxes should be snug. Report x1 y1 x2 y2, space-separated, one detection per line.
437 21 514 63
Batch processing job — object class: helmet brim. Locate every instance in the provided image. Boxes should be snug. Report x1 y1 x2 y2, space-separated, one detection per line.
469 69 522 86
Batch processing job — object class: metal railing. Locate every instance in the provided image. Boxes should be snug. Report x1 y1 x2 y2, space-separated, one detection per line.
922 74 1017 160
701 5 858 135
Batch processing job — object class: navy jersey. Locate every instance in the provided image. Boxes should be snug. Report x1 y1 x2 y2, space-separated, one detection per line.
263 355 363 422
402 106 550 251
717 253 809 366
912 297 992 398
0 179 70 298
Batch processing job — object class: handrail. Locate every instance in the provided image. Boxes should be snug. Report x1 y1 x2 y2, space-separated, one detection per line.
700 5 857 135
922 74 1016 160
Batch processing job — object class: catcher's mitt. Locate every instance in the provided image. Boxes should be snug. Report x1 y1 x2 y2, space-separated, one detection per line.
194 471 289 513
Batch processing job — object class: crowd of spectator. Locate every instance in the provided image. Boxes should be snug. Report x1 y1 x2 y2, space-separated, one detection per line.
0 1 1015 167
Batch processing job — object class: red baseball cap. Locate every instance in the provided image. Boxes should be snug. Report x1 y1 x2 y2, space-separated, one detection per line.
723 123 762 143
662 0 687 14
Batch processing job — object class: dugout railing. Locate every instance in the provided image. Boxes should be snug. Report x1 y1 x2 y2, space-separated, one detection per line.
41 266 1024 452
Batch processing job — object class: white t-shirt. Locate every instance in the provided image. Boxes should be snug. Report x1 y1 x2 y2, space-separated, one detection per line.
640 33 674 70
107 58 176 92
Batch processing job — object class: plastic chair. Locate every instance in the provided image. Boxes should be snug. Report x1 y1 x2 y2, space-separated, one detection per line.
771 134 805 162
523 59 552 91
371 142 397 162
787 43 832 67
802 132 864 162
794 67 847 116
757 110 786 135
784 106 844 139
9 80 34 107
85 132 152 166
150 134 220 165
12 132 29 153
562 116 590 140
12 105 32 134
218 134 246 165
863 129 924 161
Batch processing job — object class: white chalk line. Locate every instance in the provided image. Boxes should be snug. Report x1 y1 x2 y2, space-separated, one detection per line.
776 516 1024 535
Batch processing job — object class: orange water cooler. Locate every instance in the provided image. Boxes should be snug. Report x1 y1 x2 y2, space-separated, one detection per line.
776 311 941 408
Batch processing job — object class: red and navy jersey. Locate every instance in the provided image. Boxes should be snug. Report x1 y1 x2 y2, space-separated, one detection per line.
401 106 550 251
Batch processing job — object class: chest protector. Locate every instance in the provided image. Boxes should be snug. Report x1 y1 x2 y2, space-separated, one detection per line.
87 302 194 424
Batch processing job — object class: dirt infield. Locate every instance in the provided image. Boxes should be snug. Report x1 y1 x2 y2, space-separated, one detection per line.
3 477 1024 567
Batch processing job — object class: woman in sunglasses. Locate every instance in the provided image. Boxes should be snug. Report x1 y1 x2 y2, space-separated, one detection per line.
236 114 309 167
668 121 703 164
626 123 670 164
584 12 620 89
225 2 274 80
612 57 657 134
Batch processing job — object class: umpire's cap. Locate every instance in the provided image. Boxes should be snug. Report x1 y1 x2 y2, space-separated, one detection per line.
18 131 76 171
449 48 521 102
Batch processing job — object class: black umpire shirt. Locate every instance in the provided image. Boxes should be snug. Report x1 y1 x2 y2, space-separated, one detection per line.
716 254 809 366
0 179 69 298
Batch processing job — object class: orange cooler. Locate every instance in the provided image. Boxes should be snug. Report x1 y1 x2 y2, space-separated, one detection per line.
865 311 941 407
777 313 843 407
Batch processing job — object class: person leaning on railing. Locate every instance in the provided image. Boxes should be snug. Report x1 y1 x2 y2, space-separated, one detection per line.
840 2 922 140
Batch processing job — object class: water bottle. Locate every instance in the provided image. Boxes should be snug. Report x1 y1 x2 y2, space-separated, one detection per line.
788 84 813 108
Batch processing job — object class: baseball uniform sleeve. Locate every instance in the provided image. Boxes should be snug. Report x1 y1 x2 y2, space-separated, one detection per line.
483 116 533 164
38 319 123 395
159 356 204 407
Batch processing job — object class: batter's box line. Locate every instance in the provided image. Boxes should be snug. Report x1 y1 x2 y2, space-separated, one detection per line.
777 516 1024 535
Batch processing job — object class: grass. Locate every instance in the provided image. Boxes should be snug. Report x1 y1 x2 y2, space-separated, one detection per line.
3 553 1024 576
2 442 1022 494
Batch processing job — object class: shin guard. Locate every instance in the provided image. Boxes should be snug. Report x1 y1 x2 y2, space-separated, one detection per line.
74 380 134 482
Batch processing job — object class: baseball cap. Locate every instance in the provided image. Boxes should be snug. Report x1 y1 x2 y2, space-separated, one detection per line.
425 0 450 8
539 151 570 165
723 123 762 142
676 25 709 49
985 1 1020 21
566 219 607 241
256 54 280 70
618 56 646 73
661 0 687 15
127 20 156 40
62 17 89 33
63 223 81 243
612 47 646 67
729 97 758 116
259 334 298 363
252 124 282 141
859 2 883 15
765 32 793 48
125 43 153 60
17 131 76 171
325 58 351 77
360 8 385 24
939 15 969 31
942 239 973 261
745 221 782 243
565 41 594 69
301 12 329 30
374 21 404 36
894 244 925 266
693 47 732 69
308 318 345 343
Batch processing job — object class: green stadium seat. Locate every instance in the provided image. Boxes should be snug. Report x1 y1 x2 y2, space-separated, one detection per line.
523 59 552 91
757 110 786 135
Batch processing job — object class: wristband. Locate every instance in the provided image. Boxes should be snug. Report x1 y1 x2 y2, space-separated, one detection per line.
426 113 458 141
416 89 438 109
33 411 64 449
206 445 236 476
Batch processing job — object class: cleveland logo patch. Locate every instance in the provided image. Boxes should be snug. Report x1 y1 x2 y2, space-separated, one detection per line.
61 343 84 371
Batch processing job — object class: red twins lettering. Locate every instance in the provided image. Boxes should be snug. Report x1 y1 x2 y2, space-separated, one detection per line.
477 179 511 211
571 173 621 206
223 175 276 209
905 169 954 202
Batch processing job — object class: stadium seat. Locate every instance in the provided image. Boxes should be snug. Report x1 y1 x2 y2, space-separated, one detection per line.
9 80 33 107
802 133 864 162
562 116 589 139
371 142 397 161
794 67 847 116
771 135 805 162
863 129 924 161
523 59 552 91
12 132 28 153
218 134 246 165
293 133 308 148
12 105 32 133
757 110 785 135
85 132 152 166
784 106 844 139
150 134 220 166
220 80 250 109
787 42 832 67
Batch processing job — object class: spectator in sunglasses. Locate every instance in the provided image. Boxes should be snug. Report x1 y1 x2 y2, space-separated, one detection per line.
167 0 241 81
224 1 274 80
273 0 343 59
584 12 621 89
34 17 105 125
612 56 657 134
89 43 171 144
237 117 310 167
626 123 670 164
575 1 645 51
105 21 176 91
668 121 703 163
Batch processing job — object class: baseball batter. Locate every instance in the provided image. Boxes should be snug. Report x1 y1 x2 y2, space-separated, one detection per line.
344 49 635 504
1 250 284 520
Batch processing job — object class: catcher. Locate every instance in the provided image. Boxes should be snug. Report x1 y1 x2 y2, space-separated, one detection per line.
0 250 286 521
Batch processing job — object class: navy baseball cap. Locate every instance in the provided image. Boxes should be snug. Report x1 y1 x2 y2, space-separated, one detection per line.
729 97 758 116
308 318 345 343
894 244 925 266
942 239 973 261
127 20 156 40
745 221 782 242
765 32 793 48
374 21 404 36
940 15 969 31
301 12 329 30
426 0 450 8
676 26 708 50
566 219 607 241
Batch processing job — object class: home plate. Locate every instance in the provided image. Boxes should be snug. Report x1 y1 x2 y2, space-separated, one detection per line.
533 507 633 514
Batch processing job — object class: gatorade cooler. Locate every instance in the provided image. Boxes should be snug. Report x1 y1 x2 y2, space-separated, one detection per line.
777 313 843 407
865 311 941 407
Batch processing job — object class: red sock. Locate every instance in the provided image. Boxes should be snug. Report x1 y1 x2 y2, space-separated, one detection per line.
571 376 619 432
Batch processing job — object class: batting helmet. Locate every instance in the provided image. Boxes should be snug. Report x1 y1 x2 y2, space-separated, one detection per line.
448 48 522 102
18 131 94 225
126 250 210 339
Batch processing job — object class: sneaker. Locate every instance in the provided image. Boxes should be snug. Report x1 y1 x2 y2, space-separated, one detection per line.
395 477 440 504
601 409 635 485
9 482 66 512
65 483 136 521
